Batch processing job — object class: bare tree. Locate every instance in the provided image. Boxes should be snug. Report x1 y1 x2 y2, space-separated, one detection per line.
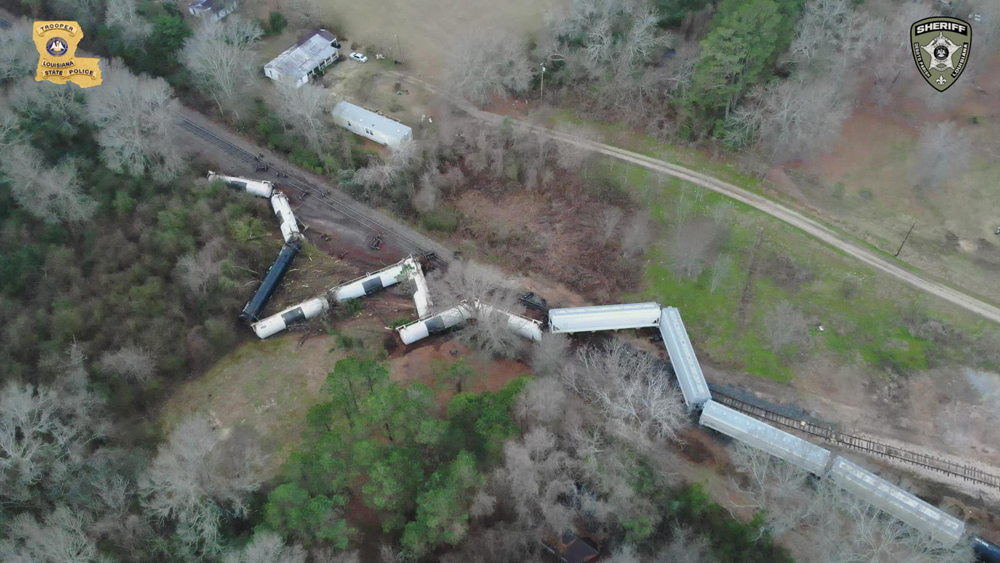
0 20 36 84
310 548 360 563
669 229 711 281
0 144 96 224
0 505 102 562
515 377 569 427
869 3 931 106
708 254 731 294
529 333 571 377
428 261 531 358
272 82 339 155
224 532 306 563
753 76 853 163
565 339 686 444
105 0 153 48
913 122 972 190
175 238 228 295
445 32 533 104
86 59 183 178
0 99 23 151
413 171 440 213
141 416 265 556
0 347 106 507
763 301 811 358
727 443 817 539
810 480 973 563
621 214 654 258
598 207 624 243
655 526 718 563
98 346 157 384
181 16 263 116
351 141 420 199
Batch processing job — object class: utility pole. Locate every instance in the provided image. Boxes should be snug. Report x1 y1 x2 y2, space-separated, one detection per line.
895 222 915 257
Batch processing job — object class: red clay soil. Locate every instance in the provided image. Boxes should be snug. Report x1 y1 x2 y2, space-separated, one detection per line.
388 339 530 412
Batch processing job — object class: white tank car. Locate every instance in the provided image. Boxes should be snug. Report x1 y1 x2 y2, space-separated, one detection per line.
397 303 472 345
252 297 329 339
207 171 274 198
332 257 415 302
473 300 543 341
410 260 433 318
270 192 302 243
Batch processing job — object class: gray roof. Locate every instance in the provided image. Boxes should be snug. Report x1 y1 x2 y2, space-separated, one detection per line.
330 101 413 142
548 302 661 334
187 0 230 13
700 400 831 475
658 307 711 408
264 29 338 83
828 456 965 545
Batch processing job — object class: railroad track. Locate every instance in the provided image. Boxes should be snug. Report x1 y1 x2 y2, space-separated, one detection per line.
174 116 448 269
712 390 1000 490
0 16 12 28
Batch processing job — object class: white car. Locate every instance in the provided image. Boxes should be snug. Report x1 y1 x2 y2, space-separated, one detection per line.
349 52 368 63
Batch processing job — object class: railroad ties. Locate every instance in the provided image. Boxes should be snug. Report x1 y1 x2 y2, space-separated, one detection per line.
175 116 448 270
712 390 1000 490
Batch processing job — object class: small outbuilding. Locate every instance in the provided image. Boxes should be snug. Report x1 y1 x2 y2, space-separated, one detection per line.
264 29 340 89
330 101 413 147
187 0 237 20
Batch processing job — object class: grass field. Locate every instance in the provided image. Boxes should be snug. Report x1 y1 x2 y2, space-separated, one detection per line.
590 157 1000 383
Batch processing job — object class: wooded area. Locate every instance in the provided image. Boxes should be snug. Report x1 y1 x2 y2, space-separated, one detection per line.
0 0 992 559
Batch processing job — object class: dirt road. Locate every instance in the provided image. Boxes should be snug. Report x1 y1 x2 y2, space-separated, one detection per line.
394 72 1000 326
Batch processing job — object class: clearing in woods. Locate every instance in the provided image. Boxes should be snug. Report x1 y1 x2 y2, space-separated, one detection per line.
313 0 567 78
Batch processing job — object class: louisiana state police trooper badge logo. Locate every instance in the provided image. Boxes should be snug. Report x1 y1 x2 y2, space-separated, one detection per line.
911 16 972 92
46 37 69 57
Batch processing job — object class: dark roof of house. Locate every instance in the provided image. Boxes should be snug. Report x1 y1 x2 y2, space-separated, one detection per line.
562 536 599 563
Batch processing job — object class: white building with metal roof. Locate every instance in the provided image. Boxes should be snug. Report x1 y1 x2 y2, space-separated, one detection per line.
330 101 413 147
658 307 711 408
548 302 661 334
699 400 832 475
187 0 237 20
828 456 965 545
264 29 340 88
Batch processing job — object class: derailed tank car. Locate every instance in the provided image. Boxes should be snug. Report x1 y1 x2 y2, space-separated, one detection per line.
270 192 302 243
207 171 274 198
397 303 473 345
240 242 301 323
252 297 329 338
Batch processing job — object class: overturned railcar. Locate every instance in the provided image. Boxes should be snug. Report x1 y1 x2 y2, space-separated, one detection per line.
252 297 329 339
270 192 302 243
548 302 662 334
473 301 543 342
207 171 274 198
699 400 831 475
332 257 417 302
240 242 301 323
397 303 473 345
658 307 711 409
828 456 965 546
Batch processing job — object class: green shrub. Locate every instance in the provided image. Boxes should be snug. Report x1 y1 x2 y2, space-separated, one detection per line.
268 11 287 34
421 208 460 233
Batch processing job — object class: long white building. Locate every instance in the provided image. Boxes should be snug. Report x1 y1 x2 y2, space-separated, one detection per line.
330 101 413 147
